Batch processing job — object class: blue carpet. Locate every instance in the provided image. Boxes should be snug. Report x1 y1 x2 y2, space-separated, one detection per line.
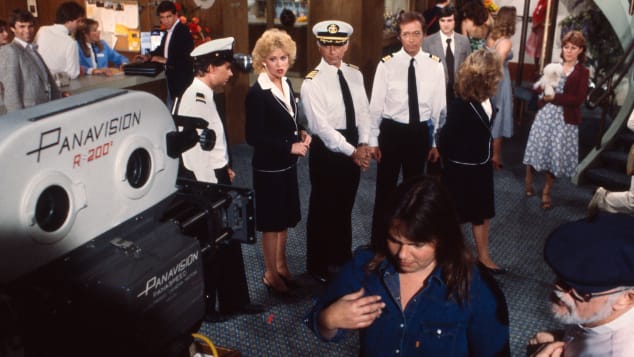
198 122 594 356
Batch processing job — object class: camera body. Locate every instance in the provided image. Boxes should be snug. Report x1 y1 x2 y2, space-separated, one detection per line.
0 88 255 356
0 88 179 283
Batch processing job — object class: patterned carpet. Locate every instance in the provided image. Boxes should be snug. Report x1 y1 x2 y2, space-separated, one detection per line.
197 121 596 357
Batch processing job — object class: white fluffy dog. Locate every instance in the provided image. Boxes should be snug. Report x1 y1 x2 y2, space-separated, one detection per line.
533 63 564 97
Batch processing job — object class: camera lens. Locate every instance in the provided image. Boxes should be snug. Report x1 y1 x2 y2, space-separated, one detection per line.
35 185 70 232
126 148 151 188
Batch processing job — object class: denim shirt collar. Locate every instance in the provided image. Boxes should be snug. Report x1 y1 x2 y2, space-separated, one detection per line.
378 258 446 309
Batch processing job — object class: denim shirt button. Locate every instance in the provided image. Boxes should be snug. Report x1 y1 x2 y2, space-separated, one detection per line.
395 349 400 354
400 323 404 328
436 329 442 335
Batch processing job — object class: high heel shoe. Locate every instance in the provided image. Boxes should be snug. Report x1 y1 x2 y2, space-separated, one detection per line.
263 276 297 299
279 274 299 288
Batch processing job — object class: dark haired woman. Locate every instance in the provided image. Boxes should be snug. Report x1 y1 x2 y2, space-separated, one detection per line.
306 176 509 356
523 31 589 209
76 19 128 76
0 19 9 46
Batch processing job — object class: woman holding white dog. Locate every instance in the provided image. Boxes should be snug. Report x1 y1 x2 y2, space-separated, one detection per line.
523 30 589 209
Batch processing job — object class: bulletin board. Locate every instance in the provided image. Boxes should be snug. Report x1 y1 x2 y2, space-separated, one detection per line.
85 0 141 53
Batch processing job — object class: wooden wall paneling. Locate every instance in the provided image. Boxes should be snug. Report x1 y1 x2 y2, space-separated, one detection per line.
220 0 248 144
361 0 387 95
307 0 384 95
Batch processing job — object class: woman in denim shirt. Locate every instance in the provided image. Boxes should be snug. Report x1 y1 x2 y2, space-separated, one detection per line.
306 176 510 356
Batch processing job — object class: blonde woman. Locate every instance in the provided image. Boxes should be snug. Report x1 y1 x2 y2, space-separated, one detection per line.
439 49 504 273
245 29 311 296
486 6 516 168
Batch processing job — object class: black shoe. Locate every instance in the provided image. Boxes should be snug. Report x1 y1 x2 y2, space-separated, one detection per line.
478 261 508 275
238 303 266 315
204 311 229 323
279 275 300 288
308 271 329 284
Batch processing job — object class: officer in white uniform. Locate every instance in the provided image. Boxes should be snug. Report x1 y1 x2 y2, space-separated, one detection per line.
176 37 233 184
528 213 634 357
368 11 446 247
301 20 372 282
176 37 265 321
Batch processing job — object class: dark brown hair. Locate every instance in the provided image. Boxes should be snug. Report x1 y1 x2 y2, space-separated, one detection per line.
55 1 85 24
76 18 103 57
368 176 474 303
560 30 586 64
397 11 425 35
8 9 35 27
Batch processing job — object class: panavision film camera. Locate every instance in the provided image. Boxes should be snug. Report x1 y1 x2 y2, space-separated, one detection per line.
0 88 255 357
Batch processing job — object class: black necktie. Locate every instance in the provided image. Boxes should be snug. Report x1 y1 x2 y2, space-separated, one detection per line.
338 69 355 131
446 38 455 88
408 58 420 125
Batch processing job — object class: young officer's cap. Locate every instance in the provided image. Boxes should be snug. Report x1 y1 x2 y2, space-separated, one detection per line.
312 20 353 46
190 36 235 62
544 213 634 294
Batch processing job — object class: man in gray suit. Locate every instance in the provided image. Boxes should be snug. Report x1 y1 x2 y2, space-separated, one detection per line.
0 9 61 114
422 6 470 102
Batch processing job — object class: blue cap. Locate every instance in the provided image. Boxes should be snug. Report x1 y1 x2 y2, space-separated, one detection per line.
544 213 634 294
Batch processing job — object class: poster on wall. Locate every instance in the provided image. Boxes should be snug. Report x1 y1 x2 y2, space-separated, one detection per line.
85 0 140 52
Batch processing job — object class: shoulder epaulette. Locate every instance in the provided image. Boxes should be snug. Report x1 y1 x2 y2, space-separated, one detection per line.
305 69 319 79
429 53 441 63
346 63 360 70
195 92 206 104
381 54 393 63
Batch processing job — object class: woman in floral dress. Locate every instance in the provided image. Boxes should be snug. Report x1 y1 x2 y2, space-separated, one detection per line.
523 31 589 209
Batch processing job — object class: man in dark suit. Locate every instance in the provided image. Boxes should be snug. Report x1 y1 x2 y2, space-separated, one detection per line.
0 9 61 113
422 6 471 102
136 1 194 105
423 0 451 35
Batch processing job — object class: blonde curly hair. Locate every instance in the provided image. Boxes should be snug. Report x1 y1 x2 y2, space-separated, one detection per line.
455 49 502 102
251 28 297 74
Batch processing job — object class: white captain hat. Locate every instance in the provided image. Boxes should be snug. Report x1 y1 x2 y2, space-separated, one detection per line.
190 36 235 62
312 20 353 46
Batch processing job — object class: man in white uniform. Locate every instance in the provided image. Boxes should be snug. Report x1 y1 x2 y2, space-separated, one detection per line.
301 20 372 283
35 1 84 79
528 213 634 357
175 37 265 321
368 11 446 247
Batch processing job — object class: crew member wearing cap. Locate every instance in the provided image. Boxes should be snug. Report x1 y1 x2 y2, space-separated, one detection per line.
528 213 634 357
175 37 265 322
301 20 372 283
368 11 446 247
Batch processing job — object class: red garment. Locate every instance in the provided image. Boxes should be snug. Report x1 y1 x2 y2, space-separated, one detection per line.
536 63 589 125
532 0 547 26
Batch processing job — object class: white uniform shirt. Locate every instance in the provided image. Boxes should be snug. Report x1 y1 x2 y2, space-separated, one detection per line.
35 24 80 79
440 32 455 54
563 305 634 357
163 19 179 59
368 48 446 147
177 77 228 183
300 58 371 156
